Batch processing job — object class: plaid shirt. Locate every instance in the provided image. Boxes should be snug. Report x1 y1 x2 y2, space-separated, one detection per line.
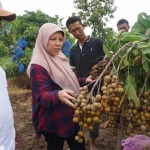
30 64 86 138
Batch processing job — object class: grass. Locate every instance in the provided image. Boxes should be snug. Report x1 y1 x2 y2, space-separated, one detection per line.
0 56 11 68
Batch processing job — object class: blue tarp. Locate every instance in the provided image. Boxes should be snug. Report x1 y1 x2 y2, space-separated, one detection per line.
61 39 72 57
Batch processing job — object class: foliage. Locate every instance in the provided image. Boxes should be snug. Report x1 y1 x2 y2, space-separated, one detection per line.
73 0 117 38
65 30 76 45
131 12 150 34
0 10 76 78
104 12 150 106
3 62 18 78
0 42 9 57
0 21 16 46
14 10 64 39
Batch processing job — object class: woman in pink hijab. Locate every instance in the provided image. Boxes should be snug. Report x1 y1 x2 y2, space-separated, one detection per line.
27 23 93 149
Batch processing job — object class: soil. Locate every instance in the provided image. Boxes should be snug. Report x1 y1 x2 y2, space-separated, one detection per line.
9 87 116 150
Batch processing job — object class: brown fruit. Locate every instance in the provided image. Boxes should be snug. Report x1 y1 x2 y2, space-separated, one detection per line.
144 91 149 97
74 110 80 116
128 102 134 108
144 112 150 118
87 117 92 123
118 88 124 94
112 75 118 80
83 86 88 90
73 117 79 123
75 135 80 141
104 75 111 82
115 97 120 102
95 94 101 101
132 109 137 115
78 138 83 143
93 116 99 122
88 125 94 130
137 119 142 125
130 133 135 137
79 121 83 126
105 107 111 113
86 104 91 110
108 88 114 94
95 110 101 115
82 123 88 128
111 83 117 88
140 124 147 131
101 86 107 91
78 131 84 137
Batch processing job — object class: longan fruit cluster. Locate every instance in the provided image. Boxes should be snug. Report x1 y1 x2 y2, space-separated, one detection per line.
72 86 103 142
123 91 150 137
90 57 112 79
100 74 125 135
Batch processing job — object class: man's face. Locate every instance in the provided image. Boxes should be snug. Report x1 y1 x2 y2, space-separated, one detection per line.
68 21 85 41
118 23 130 32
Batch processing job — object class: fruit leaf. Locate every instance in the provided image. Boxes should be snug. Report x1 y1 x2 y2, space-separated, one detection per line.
125 74 139 107
121 34 143 42
142 54 149 72
110 65 117 75
132 49 139 56
103 45 113 59
140 47 150 54
137 41 150 49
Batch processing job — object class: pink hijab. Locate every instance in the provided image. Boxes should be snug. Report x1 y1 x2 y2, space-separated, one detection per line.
27 23 80 94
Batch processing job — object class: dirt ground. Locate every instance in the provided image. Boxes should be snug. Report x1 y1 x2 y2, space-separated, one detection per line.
8 87 116 150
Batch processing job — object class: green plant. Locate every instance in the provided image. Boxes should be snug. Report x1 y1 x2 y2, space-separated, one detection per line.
3 62 18 78
0 42 9 58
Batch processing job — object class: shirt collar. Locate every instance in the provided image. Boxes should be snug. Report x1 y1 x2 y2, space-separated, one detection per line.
76 35 91 46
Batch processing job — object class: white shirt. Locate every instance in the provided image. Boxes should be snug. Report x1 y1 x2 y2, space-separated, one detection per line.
0 67 15 150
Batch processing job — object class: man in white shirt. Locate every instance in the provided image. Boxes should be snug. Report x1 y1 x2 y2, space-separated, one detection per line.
0 2 18 150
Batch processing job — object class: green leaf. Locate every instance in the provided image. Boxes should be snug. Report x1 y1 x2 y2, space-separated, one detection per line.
123 54 129 66
142 54 149 72
110 65 117 75
138 18 150 29
121 34 143 42
126 74 139 107
145 55 150 62
103 45 113 59
132 49 139 56
137 41 150 49
140 47 150 54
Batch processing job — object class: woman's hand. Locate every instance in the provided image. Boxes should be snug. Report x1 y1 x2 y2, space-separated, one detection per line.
58 89 76 109
86 75 96 84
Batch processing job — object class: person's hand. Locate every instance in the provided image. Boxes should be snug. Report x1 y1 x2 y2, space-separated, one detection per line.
15 130 21 149
58 89 76 108
86 75 97 84
101 114 111 129
101 119 110 129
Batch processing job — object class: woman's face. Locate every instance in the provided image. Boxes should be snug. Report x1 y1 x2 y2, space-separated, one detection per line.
47 31 64 56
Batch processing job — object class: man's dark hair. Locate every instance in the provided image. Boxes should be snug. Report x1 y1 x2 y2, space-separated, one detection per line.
117 19 129 27
66 16 82 29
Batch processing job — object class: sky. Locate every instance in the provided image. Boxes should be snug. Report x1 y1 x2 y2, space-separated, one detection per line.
1 0 150 34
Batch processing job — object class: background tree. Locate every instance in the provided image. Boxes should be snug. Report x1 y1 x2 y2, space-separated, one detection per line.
0 10 76 78
73 0 116 40
0 21 16 46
